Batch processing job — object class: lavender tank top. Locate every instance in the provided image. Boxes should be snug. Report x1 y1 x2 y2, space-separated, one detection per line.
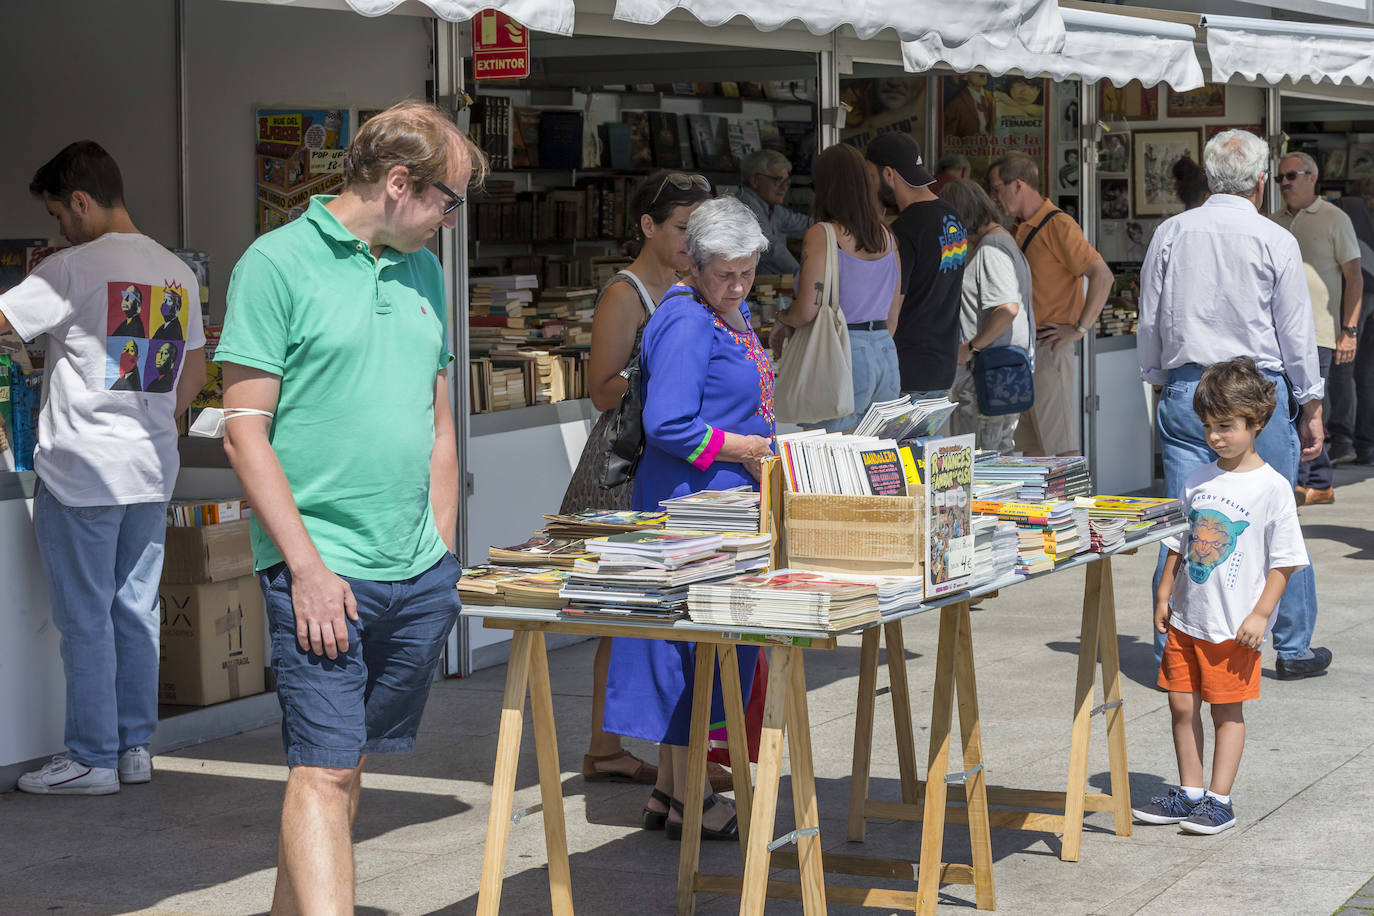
834 238 899 324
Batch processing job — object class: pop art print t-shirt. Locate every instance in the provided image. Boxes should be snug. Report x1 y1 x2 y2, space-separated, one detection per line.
0 233 203 506
1162 461 1308 645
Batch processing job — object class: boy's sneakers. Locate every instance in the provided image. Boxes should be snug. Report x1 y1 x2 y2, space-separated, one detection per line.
1181 795 1236 834
1132 786 1201 824
17 756 119 796
118 747 153 784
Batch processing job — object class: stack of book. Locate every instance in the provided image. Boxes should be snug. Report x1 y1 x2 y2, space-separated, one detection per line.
776 431 909 496
542 509 667 539
1073 495 1185 545
167 498 251 527
688 569 882 631
560 530 737 619
457 565 537 605
470 275 538 317
971 499 1087 573
850 395 959 440
970 515 1020 587
660 487 761 532
973 455 1092 502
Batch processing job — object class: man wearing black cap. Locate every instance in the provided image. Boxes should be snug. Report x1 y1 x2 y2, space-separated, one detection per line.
865 132 968 399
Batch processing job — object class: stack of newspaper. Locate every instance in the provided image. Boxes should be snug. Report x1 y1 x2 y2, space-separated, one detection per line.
688 569 882 631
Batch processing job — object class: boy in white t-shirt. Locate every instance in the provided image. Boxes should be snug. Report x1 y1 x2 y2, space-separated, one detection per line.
0 142 205 795
1132 357 1308 834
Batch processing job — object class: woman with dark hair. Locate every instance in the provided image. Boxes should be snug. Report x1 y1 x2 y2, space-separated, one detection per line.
939 178 1034 450
1173 155 1210 209
559 170 714 787
770 142 901 430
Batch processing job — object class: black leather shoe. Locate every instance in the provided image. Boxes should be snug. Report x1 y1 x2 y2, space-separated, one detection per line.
1276 647 1332 680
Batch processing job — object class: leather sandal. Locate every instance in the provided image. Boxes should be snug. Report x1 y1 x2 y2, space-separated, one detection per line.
642 787 671 831
708 761 734 792
665 793 739 842
582 750 658 785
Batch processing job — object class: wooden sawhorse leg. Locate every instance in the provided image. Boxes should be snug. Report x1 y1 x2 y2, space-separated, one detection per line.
477 630 573 916
848 621 921 843
1062 557 1132 861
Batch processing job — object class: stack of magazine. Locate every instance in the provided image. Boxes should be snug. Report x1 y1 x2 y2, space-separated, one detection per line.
970 515 1020 588
488 534 591 568
559 530 738 620
542 509 667 538
850 396 959 440
659 487 760 532
974 455 1092 502
971 499 1088 574
687 569 883 631
775 431 907 495
1073 495 1185 540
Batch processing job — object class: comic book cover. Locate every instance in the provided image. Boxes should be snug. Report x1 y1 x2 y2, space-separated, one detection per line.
924 435 976 598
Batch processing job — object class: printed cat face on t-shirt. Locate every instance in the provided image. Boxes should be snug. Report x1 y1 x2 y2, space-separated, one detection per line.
1186 508 1249 585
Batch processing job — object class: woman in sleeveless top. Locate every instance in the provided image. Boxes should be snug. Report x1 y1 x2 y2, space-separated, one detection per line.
939 178 1034 451
559 171 714 785
770 143 902 432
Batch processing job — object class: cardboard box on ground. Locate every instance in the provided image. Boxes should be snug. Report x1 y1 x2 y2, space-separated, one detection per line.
159 577 265 706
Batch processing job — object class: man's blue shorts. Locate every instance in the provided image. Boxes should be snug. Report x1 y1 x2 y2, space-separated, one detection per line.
259 552 462 769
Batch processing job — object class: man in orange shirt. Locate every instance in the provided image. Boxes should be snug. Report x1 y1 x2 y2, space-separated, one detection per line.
988 151 1114 456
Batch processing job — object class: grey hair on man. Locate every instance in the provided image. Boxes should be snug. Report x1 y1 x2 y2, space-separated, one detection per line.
686 196 770 270
740 149 790 182
937 153 971 174
1204 129 1270 196
1284 149 1320 181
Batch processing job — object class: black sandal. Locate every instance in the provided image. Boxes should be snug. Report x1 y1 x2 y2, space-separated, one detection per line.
665 793 739 842
642 787 671 831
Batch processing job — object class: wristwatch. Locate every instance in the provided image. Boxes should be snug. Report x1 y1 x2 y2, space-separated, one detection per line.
1074 323 1090 335
1343 325 1359 336
969 344 982 356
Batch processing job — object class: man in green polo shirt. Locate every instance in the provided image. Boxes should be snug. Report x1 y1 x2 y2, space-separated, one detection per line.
218 101 485 913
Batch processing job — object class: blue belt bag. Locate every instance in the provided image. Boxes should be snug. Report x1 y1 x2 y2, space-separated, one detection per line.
973 345 1035 416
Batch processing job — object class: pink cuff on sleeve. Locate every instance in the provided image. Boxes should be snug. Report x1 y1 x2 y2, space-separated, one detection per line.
688 426 724 471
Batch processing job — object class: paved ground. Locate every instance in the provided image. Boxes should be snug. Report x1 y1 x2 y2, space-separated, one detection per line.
4 465 1374 915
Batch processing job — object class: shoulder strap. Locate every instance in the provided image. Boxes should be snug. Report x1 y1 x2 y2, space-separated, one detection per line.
1018 208 1063 254
616 269 657 317
820 221 839 314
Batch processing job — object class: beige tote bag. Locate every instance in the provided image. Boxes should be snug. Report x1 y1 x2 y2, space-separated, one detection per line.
774 222 854 424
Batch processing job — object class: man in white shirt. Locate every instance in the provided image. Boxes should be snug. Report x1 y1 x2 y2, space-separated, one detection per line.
1138 129 1330 681
0 142 207 794
1271 151 1363 504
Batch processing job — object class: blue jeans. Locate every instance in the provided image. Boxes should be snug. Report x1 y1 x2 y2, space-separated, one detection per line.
818 330 901 432
261 551 462 768
33 479 168 769
1297 347 1334 490
1152 365 1318 663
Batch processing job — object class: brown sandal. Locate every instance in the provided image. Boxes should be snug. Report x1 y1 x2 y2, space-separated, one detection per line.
582 750 658 785
708 761 735 792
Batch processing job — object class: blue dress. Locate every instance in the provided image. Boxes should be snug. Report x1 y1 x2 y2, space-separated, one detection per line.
603 283 776 745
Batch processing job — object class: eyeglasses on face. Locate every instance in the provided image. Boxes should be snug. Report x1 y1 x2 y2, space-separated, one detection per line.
648 173 712 209
1275 170 1313 184
758 172 792 185
433 180 465 215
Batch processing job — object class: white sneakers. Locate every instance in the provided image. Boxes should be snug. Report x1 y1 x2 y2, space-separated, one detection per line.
17 749 153 795
118 747 153 784
17 756 119 795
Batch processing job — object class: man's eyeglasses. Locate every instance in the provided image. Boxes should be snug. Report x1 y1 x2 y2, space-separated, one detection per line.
1275 170 1313 184
648 173 712 209
433 180 465 215
758 172 792 186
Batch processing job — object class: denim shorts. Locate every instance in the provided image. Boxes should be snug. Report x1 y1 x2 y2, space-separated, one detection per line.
260 551 462 768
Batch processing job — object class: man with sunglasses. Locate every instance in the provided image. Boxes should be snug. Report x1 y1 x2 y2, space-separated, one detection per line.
1271 151 1363 502
738 149 812 275
218 101 485 912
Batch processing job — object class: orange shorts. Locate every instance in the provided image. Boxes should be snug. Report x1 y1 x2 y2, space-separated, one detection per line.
1158 626 1260 703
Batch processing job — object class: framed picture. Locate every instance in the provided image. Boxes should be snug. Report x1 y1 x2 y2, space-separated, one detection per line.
1058 195 1080 223
1166 84 1226 118
1321 147 1349 181
1099 133 1130 175
1133 129 1202 217
1099 80 1157 123
1056 144 1081 194
1350 143 1374 179
1206 123 1263 142
1060 92 1080 142
1101 178 1130 220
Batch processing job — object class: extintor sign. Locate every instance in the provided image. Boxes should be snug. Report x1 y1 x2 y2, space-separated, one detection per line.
472 10 530 82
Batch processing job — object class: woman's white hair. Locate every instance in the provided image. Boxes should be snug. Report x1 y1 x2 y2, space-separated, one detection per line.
1205 130 1270 196
686 196 770 270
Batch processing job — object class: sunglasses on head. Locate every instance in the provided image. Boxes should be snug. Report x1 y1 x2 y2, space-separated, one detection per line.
648 173 711 209
433 180 465 215
1275 169 1313 184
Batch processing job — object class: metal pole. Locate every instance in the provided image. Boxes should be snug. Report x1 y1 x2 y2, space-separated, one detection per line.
175 0 190 247
1079 79 1099 478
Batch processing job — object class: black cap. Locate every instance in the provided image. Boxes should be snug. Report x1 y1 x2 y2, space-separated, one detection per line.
865 132 935 189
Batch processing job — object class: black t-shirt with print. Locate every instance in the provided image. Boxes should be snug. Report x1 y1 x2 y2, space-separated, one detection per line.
891 198 968 392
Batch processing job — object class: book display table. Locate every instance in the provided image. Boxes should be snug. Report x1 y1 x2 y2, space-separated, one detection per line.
466 526 1183 915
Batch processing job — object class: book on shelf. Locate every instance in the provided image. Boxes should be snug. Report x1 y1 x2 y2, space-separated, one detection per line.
511 107 542 168
621 112 654 169
471 95 511 170
687 114 735 173
167 498 251 527
599 122 633 169
648 111 683 169
538 111 584 170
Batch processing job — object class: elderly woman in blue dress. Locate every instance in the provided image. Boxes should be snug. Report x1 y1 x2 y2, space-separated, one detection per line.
603 196 776 840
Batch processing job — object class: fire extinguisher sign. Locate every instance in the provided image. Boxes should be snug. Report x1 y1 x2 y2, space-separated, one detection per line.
472 10 530 82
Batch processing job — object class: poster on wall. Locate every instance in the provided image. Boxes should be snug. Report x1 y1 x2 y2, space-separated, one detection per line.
839 76 927 153
1098 219 1159 263
1166 84 1226 118
1100 80 1158 122
924 435 975 599
255 108 350 237
1056 144 1081 194
938 74 1050 193
1099 133 1130 175
1134 129 1202 217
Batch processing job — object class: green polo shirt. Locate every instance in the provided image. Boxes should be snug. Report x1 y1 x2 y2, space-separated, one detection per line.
219 196 453 579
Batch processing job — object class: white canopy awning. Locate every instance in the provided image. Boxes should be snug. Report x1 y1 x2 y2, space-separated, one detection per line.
902 6 1204 90
1204 14 1374 88
249 0 576 35
611 0 1067 46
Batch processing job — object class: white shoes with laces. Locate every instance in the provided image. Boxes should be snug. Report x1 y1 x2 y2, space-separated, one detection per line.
118 746 153 784
17 756 119 795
